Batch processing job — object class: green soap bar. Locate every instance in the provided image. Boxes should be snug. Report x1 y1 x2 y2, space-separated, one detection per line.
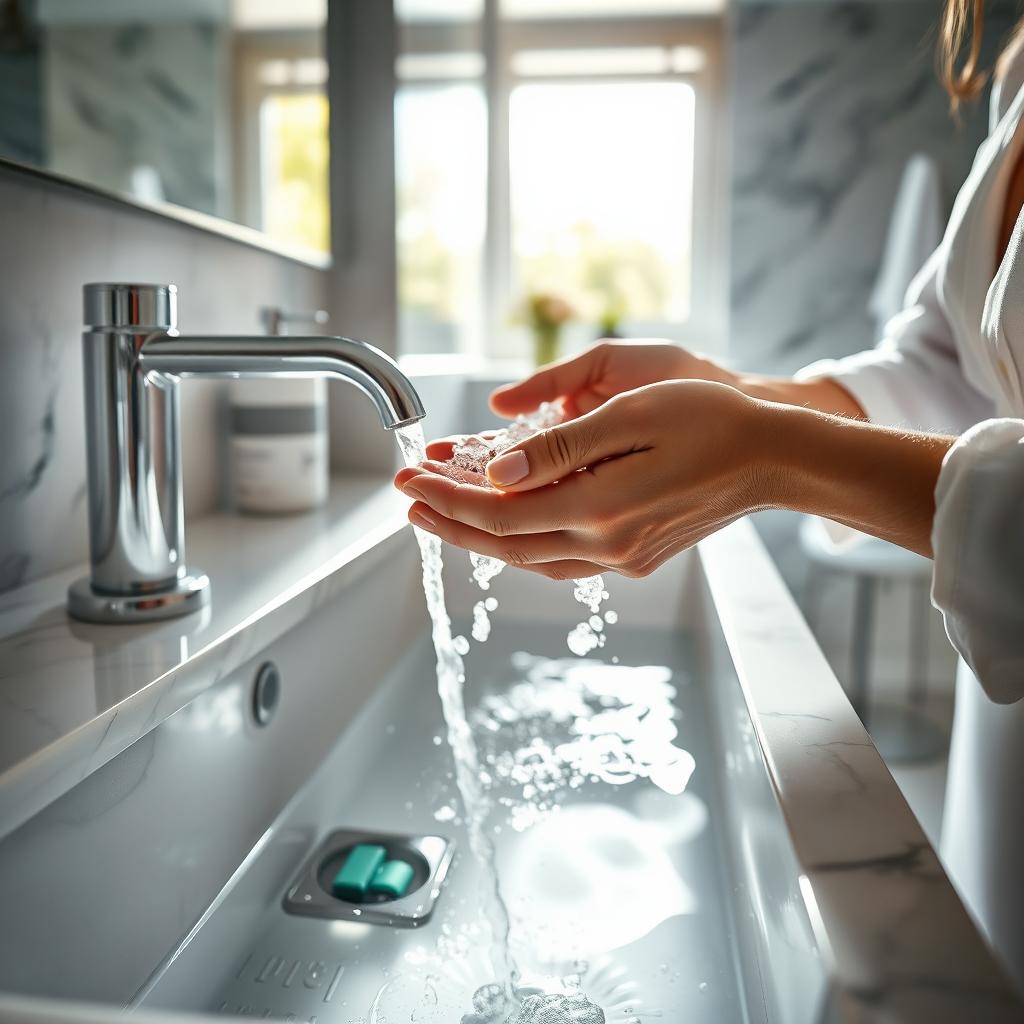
369 859 415 898
332 844 386 900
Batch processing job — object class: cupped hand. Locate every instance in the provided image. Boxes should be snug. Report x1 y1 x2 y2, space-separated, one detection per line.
489 340 737 422
395 380 776 580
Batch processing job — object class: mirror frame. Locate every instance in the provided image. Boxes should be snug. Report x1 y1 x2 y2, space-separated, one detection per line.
0 155 332 270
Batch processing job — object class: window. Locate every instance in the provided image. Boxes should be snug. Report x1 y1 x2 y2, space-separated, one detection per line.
509 80 695 336
233 0 330 256
394 3 726 360
259 84 329 253
396 83 487 354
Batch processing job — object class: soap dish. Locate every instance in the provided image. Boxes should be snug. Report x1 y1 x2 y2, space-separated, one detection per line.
282 828 454 927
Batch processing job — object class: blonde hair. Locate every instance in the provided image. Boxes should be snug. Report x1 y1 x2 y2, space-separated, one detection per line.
940 0 989 113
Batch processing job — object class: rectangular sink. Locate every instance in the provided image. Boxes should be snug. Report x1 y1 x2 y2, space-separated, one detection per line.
0 521 1016 1024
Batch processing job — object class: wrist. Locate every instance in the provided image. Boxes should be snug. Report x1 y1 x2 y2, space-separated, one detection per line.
746 400 951 555
735 396 799 513
736 373 867 419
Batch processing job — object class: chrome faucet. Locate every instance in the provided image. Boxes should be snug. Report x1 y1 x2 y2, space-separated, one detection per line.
67 283 425 624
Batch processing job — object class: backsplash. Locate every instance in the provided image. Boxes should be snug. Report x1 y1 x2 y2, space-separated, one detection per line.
0 167 326 592
729 0 1010 376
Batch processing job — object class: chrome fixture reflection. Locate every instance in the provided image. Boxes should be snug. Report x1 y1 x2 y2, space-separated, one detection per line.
68 283 425 624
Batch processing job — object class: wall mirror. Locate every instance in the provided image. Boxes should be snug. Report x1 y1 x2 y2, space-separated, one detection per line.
0 0 329 263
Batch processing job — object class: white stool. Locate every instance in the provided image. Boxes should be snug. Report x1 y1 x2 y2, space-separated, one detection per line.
799 516 947 763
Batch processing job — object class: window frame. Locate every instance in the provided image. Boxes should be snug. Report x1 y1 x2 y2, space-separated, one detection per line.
398 10 729 361
233 29 327 246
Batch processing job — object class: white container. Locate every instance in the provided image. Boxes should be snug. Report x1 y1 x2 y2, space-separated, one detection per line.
229 377 329 514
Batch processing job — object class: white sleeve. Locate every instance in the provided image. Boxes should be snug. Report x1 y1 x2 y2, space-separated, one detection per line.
796 248 994 433
932 418 1024 704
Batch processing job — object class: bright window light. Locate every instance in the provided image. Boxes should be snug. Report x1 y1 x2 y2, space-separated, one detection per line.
512 46 707 78
395 85 487 354
259 92 330 253
232 0 326 30
503 0 724 18
395 0 723 22
671 45 706 74
396 0 484 22
258 57 327 87
512 47 673 77
396 52 486 80
510 81 695 327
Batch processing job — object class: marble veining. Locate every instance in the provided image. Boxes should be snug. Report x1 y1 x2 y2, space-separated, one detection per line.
729 1 1013 377
45 22 228 217
701 522 1021 1019
0 478 408 845
0 489 1017 1017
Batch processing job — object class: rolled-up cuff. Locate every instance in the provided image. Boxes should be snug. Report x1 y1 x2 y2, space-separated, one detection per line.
795 346 991 433
795 349 926 427
932 418 1024 704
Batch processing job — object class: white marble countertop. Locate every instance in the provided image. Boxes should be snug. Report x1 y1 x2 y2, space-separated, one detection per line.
0 484 1019 1020
0 477 409 843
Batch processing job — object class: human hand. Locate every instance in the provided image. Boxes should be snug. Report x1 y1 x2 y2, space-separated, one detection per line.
395 380 775 580
489 340 738 421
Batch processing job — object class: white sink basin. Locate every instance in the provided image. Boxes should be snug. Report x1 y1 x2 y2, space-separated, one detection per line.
0 519 1016 1024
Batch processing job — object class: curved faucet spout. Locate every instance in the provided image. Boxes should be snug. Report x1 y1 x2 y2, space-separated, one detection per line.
140 333 424 429
69 281 427 624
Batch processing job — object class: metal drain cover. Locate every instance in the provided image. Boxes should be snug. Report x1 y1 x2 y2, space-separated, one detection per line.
282 828 454 927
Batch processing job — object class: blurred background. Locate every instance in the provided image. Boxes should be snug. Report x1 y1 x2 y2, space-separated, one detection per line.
2 0 1020 834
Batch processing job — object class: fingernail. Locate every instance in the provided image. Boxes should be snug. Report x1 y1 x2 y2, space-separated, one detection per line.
488 449 529 485
403 484 427 502
411 509 436 531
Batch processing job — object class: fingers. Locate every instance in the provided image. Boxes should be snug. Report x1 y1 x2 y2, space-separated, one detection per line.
407 502 590 567
398 464 603 534
486 394 649 491
397 460 489 488
489 348 605 416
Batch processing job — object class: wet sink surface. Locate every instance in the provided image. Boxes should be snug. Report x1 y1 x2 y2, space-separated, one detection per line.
141 622 753 1023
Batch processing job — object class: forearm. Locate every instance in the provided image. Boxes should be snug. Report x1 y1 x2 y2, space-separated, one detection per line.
736 372 868 419
756 402 954 556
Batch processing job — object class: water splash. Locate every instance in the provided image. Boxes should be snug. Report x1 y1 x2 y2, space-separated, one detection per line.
397 418 636 1022
445 407 613 654
475 655 695 831
397 423 517 990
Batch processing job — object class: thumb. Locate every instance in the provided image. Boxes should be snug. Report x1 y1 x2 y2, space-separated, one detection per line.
489 349 599 417
486 401 630 491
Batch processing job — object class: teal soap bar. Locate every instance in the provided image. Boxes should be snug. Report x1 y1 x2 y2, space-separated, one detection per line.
369 859 415 898
332 844 386 900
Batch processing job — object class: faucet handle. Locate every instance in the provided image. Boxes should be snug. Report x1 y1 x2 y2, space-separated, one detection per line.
259 306 329 336
85 282 177 331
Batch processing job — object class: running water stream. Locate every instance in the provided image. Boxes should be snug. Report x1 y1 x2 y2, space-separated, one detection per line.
396 424 518 999
396 420 606 1024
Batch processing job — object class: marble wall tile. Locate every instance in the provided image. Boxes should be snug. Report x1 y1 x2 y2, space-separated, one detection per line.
0 3 43 165
729 0 1010 376
728 1 1017 695
45 22 229 218
0 54 43 165
0 166 326 593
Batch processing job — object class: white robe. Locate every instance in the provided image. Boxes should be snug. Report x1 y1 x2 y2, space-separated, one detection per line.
796 37 1024 991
